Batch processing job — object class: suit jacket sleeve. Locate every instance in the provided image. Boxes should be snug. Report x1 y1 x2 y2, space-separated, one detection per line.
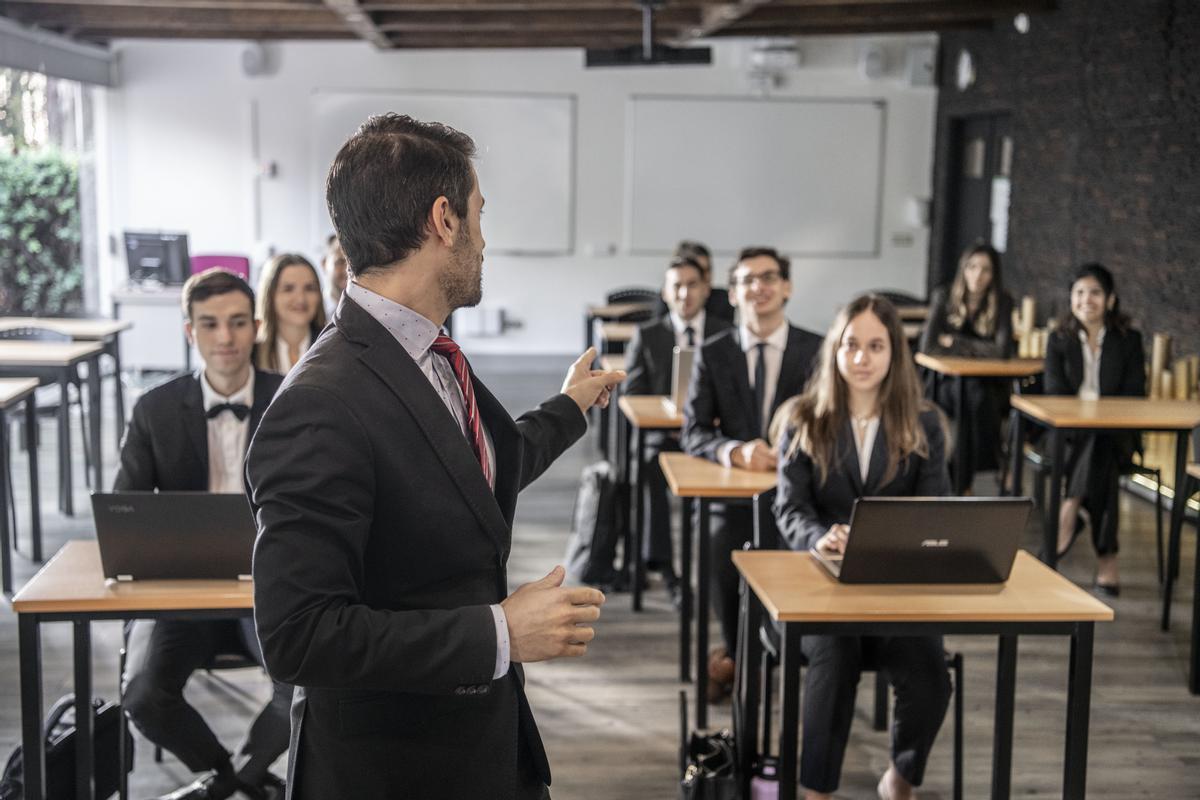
248 383 497 695
622 327 653 396
512 394 588 492
1043 330 1071 395
773 428 830 552
918 287 950 355
681 344 735 462
1118 330 1146 397
113 398 157 491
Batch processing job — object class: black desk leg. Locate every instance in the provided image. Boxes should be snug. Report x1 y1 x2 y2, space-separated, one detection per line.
616 411 631 584
777 624 801 800
1161 432 1190 631
86 356 103 493
20 614 45 800
680 496 692 683
1043 429 1065 569
1190 520 1200 695
110 338 126 447
990 634 1017 800
736 584 763 796
1063 622 1094 800
58 369 73 516
632 427 645 612
75 621 95 800
954 375 968 495
26 392 41 562
1007 410 1025 498
0 410 10 597
695 498 710 730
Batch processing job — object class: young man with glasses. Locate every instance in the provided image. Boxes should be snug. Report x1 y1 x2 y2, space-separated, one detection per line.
682 246 822 702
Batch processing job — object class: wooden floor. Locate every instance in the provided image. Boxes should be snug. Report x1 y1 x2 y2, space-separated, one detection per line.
1 361 1198 799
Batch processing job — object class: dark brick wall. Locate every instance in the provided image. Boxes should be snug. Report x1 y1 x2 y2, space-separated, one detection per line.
930 0 1200 358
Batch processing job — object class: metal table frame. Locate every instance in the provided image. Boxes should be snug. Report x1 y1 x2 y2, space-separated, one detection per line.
0 388 40 595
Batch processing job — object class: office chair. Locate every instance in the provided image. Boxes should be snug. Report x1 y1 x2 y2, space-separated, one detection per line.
604 287 660 324
740 489 964 800
872 290 925 307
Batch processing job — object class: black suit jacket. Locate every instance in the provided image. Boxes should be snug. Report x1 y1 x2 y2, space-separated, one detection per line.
774 408 951 552
623 314 733 396
918 286 1015 358
1043 326 1145 398
653 287 736 324
682 324 823 462
114 368 283 492
246 296 586 800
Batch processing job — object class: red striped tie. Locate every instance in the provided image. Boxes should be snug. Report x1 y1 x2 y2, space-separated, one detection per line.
429 334 492 486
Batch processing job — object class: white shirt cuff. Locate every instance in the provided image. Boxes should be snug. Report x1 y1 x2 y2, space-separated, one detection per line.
489 603 511 679
719 441 742 468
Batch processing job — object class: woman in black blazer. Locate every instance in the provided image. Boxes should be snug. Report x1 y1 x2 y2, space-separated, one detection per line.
919 243 1015 492
772 294 952 800
1045 263 1145 594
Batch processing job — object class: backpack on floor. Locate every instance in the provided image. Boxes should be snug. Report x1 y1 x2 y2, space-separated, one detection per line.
0 694 133 800
563 460 622 586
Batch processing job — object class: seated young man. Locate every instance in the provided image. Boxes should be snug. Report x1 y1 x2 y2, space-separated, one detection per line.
623 255 732 596
681 247 822 701
116 268 290 800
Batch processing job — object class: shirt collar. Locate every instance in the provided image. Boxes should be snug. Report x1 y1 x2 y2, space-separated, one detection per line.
1078 326 1106 348
669 310 706 339
345 280 441 362
739 320 789 353
201 368 254 410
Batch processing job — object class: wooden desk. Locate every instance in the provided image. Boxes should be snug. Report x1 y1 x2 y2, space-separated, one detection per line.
660 451 776 728
618 396 683 613
0 341 106 519
896 305 929 322
13 540 253 800
0 316 134 447
915 353 1043 494
584 302 656 356
733 550 1112 800
1008 395 1200 693
0 378 39 595
599 321 637 347
599 354 627 373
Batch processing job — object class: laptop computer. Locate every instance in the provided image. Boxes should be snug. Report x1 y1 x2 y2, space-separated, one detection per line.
91 492 258 581
809 497 1032 584
661 345 695 415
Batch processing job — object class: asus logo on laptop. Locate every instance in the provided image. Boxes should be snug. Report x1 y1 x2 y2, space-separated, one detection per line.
107 505 136 514
920 538 950 548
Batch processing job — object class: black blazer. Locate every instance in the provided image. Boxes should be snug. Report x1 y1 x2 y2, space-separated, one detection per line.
623 313 733 396
918 286 1015 359
1044 326 1146 398
682 325 822 462
773 408 951 552
653 288 736 324
246 296 586 800
114 368 283 492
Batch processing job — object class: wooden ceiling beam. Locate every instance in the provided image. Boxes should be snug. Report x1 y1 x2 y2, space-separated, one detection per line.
738 0 1045 23
710 17 991 35
322 0 391 47
1 0 321 8
0 3 341 28
66 27 356 40
372 7 700 33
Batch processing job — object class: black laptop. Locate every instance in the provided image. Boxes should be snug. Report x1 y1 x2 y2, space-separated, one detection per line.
809 497 1032 584
91 492 258 581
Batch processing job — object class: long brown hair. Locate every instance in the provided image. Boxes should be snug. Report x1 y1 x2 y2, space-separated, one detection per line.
772 294 932 486
255 253 327 373
946 243 1003 336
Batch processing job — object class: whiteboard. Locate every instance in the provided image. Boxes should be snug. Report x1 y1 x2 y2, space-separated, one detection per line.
626 95 885 257
310 90 575 255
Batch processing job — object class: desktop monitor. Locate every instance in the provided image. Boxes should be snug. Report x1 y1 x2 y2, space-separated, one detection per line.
124 231 190 285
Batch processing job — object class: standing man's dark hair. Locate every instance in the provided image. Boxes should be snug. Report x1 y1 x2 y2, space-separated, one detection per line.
326 113 477 277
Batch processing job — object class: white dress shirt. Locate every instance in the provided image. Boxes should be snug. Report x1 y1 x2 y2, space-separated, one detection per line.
669 310 706 350
851 416 881 483
274 333 312 375
200 369 254 494
1078 327 1105 401
719 321 790 466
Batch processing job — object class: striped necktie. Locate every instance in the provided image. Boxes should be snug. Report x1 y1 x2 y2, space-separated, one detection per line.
429 334 492 486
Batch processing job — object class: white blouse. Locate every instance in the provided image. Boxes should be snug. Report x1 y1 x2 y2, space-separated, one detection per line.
275 332 312 374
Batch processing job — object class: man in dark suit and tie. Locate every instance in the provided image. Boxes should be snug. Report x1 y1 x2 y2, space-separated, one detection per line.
653 240 736 323
246 114 622 800
681 246 822 700
116 268 289 800
624 255 732 593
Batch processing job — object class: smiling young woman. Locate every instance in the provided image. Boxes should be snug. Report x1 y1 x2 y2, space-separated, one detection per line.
254 253 328 375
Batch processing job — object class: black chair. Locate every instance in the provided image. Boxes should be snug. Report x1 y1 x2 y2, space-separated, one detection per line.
741 489 963 800
604 287 660 325
872 290 925 307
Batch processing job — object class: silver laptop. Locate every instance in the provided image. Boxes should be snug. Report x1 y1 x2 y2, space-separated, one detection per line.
92 492 258 581
662 345 695 415
809 497 1032 584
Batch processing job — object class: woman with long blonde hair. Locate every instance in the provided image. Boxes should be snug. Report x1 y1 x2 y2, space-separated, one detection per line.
254 253 327 374
772 294 951 800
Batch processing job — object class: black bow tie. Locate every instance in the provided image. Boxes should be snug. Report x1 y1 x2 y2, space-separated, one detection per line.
206 402 250 421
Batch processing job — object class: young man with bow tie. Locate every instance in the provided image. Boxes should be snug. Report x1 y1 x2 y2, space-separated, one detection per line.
115 268 290 800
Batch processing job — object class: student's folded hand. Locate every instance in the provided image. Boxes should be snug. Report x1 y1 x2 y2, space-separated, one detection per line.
733 438 777 472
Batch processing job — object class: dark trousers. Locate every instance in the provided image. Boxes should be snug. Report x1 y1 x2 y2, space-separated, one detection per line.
123 618 293 784
1064 432 1129 556
710 503 754 655
799 635 951 794
935 376 1006 488
642 433 680 570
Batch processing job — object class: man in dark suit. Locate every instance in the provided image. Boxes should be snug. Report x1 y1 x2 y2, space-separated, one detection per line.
681 246 822 700
246 114 622 800
624 255 732 593
116 268 289 800
653 240 735 323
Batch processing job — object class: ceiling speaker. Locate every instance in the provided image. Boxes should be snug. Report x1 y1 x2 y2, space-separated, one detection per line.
241 43 267 77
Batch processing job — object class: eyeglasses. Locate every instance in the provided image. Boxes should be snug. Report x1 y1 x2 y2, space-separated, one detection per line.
731 271 783 288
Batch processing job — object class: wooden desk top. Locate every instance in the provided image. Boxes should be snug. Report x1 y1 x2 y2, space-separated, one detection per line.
600 354 627 372
1010 395 1200 430
588 302 655 320
915 353 1044 378
733 550 1114 624
0 378 38 408
599 322 637 343
0 317 132 340
902 322 923 340
0 340 105 367
619 394 683 429
895 306 929 321
659 451 777 498
11 540 253 615
1188 463 1200 481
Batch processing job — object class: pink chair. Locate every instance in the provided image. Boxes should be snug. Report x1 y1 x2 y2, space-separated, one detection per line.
190 254 251 280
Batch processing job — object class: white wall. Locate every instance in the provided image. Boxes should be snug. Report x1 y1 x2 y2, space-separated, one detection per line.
99 36 938 355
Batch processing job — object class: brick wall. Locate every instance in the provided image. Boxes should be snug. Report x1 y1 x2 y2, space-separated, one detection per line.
930 0 1200 360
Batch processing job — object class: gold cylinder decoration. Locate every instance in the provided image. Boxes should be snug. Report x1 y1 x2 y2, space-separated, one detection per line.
1162 372 1174 401
1021 295 1036 331
1174 359 1192 401
1150 333 1171 400
1191 355 1200 399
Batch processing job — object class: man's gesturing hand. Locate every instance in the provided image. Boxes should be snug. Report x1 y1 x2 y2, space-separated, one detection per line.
561 347 626 414
501 565 605 663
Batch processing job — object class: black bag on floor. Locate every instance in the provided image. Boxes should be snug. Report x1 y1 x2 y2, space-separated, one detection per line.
679 690 739 800
564 460 621 586
0 694 134 800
